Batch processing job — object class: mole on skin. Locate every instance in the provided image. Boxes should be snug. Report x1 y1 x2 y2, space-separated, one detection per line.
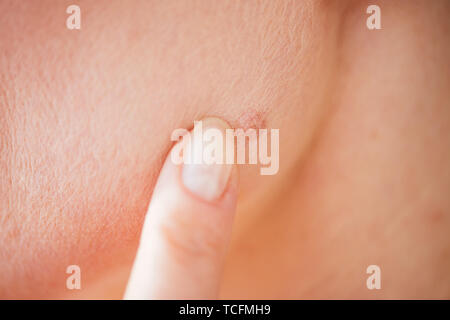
237 108 267 131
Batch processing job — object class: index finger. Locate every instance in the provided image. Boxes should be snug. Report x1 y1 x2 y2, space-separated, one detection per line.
124 118 238 299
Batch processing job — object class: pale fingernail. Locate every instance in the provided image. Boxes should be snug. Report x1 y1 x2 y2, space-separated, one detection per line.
182 118 233 202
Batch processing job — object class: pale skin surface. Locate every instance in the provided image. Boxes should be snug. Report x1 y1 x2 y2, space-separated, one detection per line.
0 0 449 299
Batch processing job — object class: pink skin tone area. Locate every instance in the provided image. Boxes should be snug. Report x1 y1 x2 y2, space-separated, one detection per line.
1 0 450 298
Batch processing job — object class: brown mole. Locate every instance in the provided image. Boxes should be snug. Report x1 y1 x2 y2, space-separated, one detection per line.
237 108 268 130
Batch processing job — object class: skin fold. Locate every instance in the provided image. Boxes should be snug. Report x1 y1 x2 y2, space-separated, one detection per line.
0 0 449 298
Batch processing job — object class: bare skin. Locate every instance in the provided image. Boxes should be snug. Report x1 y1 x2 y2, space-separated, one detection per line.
0 0 449 299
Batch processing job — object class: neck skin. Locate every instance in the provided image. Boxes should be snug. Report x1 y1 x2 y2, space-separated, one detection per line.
2 0 447 299
222 0 450 299
67 0 450 299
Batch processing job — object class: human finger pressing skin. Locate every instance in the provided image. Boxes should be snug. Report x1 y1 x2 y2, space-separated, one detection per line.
125 117 238 299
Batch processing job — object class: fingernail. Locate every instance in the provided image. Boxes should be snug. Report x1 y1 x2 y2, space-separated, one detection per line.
182 118 233 202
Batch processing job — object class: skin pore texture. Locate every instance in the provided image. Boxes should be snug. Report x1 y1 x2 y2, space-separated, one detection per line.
0 0 449 299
